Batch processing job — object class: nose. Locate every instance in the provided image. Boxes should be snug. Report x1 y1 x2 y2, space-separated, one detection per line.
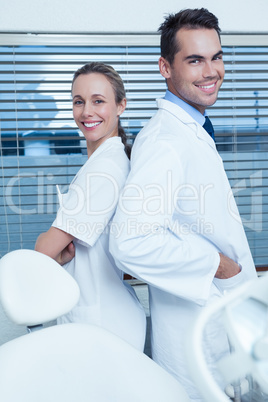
203 61 216 78
82 101 94 117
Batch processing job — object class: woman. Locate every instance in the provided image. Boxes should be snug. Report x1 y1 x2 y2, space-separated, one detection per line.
35 62 146 351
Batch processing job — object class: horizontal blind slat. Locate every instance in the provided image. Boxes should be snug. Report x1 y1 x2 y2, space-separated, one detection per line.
1 39 268 266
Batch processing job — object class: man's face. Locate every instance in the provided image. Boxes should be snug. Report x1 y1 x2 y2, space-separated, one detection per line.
159 28 225 114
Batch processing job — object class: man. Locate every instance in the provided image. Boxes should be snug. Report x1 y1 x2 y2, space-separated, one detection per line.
110 8 257 401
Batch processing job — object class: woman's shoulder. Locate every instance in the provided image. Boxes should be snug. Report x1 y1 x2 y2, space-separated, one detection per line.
81 137 129 179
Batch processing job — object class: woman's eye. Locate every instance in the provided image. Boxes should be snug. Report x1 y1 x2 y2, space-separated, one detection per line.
95 99 103 104
74 100 83 105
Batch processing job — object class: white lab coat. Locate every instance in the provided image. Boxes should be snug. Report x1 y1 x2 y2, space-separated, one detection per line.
110 100 257 400
52 137 146 352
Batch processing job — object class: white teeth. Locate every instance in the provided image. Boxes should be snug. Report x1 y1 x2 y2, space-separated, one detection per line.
199 83 215 89
84 122 101 128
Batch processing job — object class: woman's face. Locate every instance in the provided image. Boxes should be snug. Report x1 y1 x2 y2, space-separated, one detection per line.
72 72 126 155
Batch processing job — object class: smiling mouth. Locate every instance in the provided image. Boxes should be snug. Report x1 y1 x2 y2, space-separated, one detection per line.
196 83 216 90
83 122 102 128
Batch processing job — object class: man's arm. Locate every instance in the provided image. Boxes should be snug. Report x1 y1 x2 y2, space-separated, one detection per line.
216 253 241 279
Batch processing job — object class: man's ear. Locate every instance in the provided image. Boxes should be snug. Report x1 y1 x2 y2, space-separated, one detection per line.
158 57 171 79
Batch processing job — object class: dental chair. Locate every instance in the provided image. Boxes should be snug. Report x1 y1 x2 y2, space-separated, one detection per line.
185 272 268 402
2 249 268 402
0 249 190 402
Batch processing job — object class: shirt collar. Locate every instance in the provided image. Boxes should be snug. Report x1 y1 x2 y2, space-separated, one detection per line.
164 90 206 126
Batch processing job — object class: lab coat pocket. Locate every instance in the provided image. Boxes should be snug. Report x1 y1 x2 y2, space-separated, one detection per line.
213 267 246 295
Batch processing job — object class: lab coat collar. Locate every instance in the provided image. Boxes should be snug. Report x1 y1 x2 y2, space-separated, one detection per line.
156 98 217 151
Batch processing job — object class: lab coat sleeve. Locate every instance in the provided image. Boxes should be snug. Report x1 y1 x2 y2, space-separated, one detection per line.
110 138 220 305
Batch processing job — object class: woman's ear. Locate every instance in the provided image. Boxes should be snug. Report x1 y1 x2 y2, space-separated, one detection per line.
117 98 127 116
158 57 171 79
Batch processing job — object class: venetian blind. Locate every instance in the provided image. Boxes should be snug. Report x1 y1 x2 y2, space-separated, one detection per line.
0 33 268 266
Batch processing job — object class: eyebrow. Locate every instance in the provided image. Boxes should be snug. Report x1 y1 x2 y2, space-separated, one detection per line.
72 94 106 99
91 94 106 98
184 50 224 61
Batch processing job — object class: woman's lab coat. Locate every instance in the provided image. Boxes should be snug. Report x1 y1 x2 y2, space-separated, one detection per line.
52 137 146 352
110 99 257 400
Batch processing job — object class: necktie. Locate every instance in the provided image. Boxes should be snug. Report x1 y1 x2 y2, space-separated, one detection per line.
203 116 215 141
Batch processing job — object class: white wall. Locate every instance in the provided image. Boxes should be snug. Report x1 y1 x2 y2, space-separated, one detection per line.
0 0 267 33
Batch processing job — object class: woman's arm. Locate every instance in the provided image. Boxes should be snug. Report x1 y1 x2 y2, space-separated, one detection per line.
35 226 74 263
57 241 76 266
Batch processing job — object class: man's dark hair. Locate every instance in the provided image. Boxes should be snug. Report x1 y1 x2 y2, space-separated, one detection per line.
158 8 221 65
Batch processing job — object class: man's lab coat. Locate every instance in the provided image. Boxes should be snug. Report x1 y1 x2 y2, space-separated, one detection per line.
110 99 257 400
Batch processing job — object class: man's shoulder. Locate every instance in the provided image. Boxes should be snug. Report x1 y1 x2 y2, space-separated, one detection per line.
157 98 198 124
133 110 166 147
134 99 194 145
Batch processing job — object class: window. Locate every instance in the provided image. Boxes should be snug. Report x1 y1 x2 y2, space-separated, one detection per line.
0 33 268 266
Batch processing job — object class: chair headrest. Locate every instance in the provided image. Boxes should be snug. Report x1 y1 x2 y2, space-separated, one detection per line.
0 249 80 326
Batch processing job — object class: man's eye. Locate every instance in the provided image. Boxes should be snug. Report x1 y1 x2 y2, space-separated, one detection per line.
74 100 83 105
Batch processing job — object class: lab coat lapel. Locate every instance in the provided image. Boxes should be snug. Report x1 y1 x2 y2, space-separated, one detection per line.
195 124 217 152
157 99 217 152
